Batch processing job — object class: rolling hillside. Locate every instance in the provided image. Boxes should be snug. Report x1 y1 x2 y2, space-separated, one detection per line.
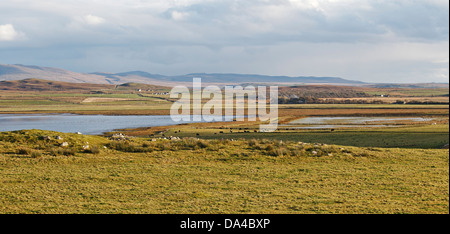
0 64 110 84
0 78 112 91
0 78 169 92
1 64 365 86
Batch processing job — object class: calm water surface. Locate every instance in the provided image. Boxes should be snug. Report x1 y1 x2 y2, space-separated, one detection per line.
0 114 217 135
283 116 435 129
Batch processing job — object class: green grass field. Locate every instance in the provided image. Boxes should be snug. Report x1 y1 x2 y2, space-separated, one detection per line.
0 86 449 214
162 125 449 149
0 130 448 214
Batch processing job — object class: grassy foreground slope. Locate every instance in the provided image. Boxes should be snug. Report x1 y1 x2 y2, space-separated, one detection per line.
0 130 448 214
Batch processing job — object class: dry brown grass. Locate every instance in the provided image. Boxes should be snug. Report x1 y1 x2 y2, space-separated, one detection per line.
117 120 258 137
81 97 144 103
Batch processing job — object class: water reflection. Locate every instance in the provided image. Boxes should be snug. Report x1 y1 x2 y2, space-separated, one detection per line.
0 114 215 135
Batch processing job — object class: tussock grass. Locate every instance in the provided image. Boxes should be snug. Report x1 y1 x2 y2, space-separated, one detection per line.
0 130 108 156
0 129 448 214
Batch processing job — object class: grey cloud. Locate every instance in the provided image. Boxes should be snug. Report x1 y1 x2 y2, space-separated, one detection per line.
0 0 448 83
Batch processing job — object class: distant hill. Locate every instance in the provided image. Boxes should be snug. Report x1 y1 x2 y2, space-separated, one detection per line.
0 64 111 84
97 71 365 85
0 78 112 91
1 64 366 86
0 78 169 92
368 83 450 89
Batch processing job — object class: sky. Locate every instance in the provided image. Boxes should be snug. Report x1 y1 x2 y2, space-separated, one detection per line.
0 0 448 83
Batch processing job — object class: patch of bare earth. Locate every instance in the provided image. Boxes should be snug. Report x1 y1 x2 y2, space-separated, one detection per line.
81 97 141 103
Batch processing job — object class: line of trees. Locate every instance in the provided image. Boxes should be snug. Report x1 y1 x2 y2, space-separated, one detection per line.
278 97 449 105
278 97 385 104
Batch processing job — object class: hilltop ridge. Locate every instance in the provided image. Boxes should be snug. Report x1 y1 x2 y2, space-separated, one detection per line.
1 64 365 86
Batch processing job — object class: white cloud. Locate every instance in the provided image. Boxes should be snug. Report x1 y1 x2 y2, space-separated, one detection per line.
171 11 190 21
0 24 19 41
83 14 105 25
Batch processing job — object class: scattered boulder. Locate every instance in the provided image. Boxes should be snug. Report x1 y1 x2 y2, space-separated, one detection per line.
76 132 83 135
111 133 125 138
442 144 449 149
111 133 129 141
60 142 69 147
56 136 63 140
